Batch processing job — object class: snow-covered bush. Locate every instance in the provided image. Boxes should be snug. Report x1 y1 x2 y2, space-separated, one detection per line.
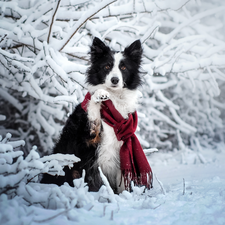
0 0 224 155
0 131 154 213
137 0 225 150
0 132 97 209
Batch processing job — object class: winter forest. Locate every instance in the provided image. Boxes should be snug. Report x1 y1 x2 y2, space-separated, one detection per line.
0 0 225 224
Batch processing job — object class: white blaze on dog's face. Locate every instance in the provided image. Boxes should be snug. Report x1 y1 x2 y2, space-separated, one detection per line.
87 37 143 91
105 52 124 90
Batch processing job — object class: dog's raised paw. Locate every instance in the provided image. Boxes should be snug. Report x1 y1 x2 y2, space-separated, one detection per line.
93 89 110 103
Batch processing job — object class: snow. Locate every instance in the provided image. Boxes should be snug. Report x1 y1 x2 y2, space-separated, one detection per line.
0 0 225 224
1 134 225 225
36 108 56 136
57 0 116 51
0 87 23 112
1 0 224 152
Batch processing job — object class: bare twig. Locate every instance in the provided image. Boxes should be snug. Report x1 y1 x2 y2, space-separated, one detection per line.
141 0 147 12
110 210 114 220
0 34 7 44
59 0 116 51
141 25 159 44
0 49 34 63
133 0 136 12
102 205 107 217
88 205 94 211
154 174 166 195
26 173 40 184
33 208 71 223
155 0 191 12
183 178 185 195
47 0 62 44
56 0 192 22
107 5 111 16
116 202 120 213
66 53 89 61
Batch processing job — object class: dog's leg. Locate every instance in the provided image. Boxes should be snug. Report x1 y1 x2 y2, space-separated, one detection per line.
88 119 101 146
87 89 110 145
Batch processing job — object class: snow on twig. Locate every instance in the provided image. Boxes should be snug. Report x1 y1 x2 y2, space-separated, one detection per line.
183 178 185 195
0 133 80 194
98 167 116 203
162 6 225 44
0 0 224 155
0 87 23 112
33 208 72 223
154 174 166 195
58 0 116 51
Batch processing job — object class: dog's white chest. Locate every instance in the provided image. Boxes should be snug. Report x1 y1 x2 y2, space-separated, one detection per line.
87 87 139 192
97 121 122 172
97 120 124 192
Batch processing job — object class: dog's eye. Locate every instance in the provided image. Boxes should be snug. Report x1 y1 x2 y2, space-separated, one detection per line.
121 66 126 71
104 65 110 70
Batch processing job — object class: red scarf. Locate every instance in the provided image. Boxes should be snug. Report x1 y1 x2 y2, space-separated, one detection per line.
81 92 153 191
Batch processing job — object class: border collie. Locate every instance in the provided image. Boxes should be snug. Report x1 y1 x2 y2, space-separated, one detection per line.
41 37 152 193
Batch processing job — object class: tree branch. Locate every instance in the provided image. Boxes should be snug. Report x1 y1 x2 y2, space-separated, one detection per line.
47 0 62 44
59 0 116 51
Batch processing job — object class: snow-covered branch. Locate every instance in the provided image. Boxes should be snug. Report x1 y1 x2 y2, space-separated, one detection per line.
0 133 80 196
0 0 224 153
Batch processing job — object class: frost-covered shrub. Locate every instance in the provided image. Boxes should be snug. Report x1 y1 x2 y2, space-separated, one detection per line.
0 0 224 154
0 132 97 209
137 1 225 150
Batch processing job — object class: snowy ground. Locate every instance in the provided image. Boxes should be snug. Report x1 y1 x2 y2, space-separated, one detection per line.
1 145 225 225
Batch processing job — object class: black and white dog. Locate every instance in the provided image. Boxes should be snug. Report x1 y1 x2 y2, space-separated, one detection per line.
41 37 146 193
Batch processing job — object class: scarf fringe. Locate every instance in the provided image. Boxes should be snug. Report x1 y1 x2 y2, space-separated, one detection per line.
123 169 153 191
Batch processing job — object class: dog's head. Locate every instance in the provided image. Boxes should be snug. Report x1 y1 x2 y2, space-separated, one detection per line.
86 37 143 90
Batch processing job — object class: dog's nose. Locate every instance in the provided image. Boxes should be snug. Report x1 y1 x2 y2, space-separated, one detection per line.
111 77 119 85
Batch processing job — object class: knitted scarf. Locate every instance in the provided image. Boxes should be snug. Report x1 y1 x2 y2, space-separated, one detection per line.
81 92 153 190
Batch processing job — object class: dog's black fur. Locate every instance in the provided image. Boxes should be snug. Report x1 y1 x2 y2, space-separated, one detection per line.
41 37 143 192
41 103 103 191
87 37 142 90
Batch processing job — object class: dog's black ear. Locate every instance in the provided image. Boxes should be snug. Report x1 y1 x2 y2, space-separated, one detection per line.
124 40 143 64
92 37 108 53
90 37 110 62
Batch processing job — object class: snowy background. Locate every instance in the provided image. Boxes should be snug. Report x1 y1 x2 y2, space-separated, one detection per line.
0 0 225 224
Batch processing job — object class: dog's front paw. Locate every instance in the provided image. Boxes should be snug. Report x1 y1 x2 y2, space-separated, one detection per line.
92 89 110 103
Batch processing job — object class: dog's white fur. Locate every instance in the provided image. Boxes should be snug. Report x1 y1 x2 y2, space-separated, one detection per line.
105 53 124 90
86 53 139 193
